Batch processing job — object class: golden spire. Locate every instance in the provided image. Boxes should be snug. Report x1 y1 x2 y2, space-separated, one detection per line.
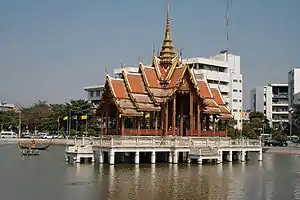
159 0 175 68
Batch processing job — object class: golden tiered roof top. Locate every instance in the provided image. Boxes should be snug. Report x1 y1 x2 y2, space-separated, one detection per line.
159 0 176 68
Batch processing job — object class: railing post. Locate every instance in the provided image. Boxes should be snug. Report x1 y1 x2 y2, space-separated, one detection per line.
136 136 138 147
152 137 155 147
111 136 113 147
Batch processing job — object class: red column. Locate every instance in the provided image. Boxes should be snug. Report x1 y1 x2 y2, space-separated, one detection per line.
164 102 168 135
155 112 158 136
121 117 125 136
172 97 176 136
180 102 183 136
197 104 201 136
137 117 140 136
189 93 194 136
116 110 119 135
105 110 109 135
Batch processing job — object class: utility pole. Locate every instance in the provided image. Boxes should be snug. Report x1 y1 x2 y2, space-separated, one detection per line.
18 110 21 137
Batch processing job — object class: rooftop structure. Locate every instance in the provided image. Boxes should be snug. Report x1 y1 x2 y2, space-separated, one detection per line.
96 1 233 136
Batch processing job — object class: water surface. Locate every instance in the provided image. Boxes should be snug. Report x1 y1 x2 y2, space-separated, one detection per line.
0 145 300 200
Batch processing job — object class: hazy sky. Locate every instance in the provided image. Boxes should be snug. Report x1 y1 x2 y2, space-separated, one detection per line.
0 0 299 108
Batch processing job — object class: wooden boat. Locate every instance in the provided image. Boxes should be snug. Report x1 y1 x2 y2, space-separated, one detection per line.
18 139 51 150
20 148 40 156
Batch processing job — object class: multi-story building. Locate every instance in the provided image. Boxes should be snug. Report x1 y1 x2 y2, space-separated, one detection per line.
288 68 300 133
183 52 243 130
250 84 289 130
0 101 16 112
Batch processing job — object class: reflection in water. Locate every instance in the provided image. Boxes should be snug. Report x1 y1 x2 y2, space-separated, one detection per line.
3 145 300 200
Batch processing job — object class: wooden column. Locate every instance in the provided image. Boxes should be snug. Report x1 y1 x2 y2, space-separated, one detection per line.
212 115 215 137
197 104 201 136
105 110 109 135
116 110 119 135
137 117 140 135
155 112 158 136
132 117 136 129
189 93 194 136
100 114 104 136
121 117 125 136
161 108 164 133
172 96 176 136
180 100 183 136
164 102 169 135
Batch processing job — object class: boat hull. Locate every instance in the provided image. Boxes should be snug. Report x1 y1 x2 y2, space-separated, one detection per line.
19 141 51 150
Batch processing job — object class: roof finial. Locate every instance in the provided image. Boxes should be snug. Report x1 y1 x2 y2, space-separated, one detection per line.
159 0 175 68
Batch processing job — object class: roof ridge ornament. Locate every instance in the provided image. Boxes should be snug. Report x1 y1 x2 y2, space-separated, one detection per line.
159 0 175 69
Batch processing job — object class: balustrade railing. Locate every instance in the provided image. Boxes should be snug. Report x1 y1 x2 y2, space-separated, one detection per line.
186 130 226 137
85 136 262 148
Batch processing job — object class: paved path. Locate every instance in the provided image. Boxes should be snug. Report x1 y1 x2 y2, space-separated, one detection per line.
0 138 69 146
264 146 300 155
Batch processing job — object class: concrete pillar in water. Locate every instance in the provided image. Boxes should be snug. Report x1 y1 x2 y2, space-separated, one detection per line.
135 151 140 164
168 152 173 163
241 151 246 162
258 150 262 161
218 150 223 163
99 151 104 164
227 151 232 162
197 157 202 165
109 151 115 165
173 151 178 164
76 155 81 163
151 151 156 164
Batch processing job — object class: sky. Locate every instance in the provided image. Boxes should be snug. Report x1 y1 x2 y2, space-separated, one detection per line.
0 0 299 109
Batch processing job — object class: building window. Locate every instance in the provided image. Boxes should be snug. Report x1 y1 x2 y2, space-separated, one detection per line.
239 99 242 103
264 110 266 114
233 89 238 92
264 102 266 106
90 91 94 97
233 99 238 102
233 79 238 82
239 80 242 83
96 90 101 97
233 109 238 112
239 90 242 93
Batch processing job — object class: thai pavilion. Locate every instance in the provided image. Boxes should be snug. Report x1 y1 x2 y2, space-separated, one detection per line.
97 2 233 137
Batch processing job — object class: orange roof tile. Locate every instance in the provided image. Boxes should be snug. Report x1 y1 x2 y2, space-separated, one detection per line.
166 66 186 88
204 99 219 108
127 73 147 94
197 80 213 98
144 67 160 88
211 88 225 105
111 79 129 99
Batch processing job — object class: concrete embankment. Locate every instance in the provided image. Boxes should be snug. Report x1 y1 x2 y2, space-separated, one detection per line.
264 147 300 155
0 138 69 145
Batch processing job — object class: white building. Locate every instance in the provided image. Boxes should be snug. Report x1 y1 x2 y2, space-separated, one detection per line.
0 101 16 112
250 84 289 130
183 52 243 130
288 68 300 132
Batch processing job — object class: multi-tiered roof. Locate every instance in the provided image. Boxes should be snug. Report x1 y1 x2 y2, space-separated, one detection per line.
98 1 233 121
